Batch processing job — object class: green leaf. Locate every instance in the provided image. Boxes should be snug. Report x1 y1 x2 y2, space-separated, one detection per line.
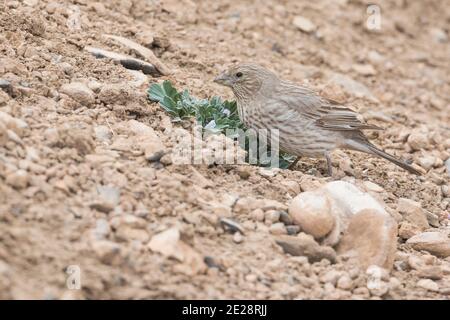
147 80 296 169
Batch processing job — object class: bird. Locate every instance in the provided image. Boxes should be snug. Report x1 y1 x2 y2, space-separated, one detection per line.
213 63 420 176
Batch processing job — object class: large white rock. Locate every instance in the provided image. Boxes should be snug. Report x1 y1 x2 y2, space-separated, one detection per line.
324 181 387 216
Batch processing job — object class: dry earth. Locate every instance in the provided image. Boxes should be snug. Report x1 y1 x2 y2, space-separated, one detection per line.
0 0 449 299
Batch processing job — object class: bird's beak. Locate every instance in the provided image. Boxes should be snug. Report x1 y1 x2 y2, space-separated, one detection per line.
214 72 232 86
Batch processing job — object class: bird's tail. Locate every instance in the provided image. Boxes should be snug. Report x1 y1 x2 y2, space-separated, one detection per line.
344 136 421 175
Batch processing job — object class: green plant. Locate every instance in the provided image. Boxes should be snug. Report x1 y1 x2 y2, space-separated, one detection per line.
148 80 294 168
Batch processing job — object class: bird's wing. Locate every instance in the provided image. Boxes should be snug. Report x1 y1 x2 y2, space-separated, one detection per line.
275 81 382 131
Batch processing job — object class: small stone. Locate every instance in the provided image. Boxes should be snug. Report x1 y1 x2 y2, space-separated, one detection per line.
417 279 439 292
366 265 390 297
288 190 335 239
92 219 110 240
398 222 420 240
159 154 172 165
269 222 287 235
236 167 251 179
148 227 206 276
280 180 300 194
407 132 428 151
417 266 443 280
265 210 280 224
406 232 450 258
429 27 448 43
115 226 149 242
94 125 112 143
245 274 258 283
352 64 376 76
445 158 450 177
90 185 120 213
6 169 30 189
233 232 243 243
418 155 435 171
249 208 265 222
293 16 316 33
234 197 287 214
98 83 139 105
397 198 429 230
320 270 342 285
337 209 397 270
286 225 300 235
60 82 95 106
275 233 336 263
91 240 121 265
258 167 279 178
279 211 293 225
363 181 384 193
336 275 353 290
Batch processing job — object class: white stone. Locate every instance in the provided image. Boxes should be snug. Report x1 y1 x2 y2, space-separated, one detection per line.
289 190 335 239
293 16 316 33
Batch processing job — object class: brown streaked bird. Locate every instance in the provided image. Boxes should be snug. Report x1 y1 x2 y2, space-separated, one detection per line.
214 63 420 176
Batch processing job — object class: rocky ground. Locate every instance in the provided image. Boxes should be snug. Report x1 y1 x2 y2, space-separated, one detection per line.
0 0 449 299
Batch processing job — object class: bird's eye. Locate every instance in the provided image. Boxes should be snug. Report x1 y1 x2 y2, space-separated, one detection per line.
235 72 243 78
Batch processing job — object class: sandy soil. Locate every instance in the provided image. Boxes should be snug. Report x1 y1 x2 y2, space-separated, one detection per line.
0 0 449 299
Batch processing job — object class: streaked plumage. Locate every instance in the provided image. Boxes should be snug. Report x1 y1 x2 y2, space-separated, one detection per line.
214 63 420 176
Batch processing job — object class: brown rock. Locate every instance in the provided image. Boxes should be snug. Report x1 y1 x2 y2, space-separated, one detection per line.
148 227 206 276
60 82 95 106
275 233 336 263
407 232 450 258
398 222 421 240
397 198 429 230
337 209 398 270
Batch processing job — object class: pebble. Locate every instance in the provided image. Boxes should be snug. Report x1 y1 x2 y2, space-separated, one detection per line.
417 266 443 280
265 210 280 224
293 16 316 33
6 169 30 189
407 132 428 151
429 27 448 43
286 225 300 235
336 275 353 290
366 265 390 297
279 211 293 225
249 208 265 222
352 64 376 76
90 185 121 213
94 125 112 143
269 222 287 235
320 270 342 285
363 181 384 193
418 155 436 171
60 82 95 106
233 232 243 243
397 198 429 230
280 180 300 194
275 233 336 263
91 240 121 265
417 279 439 292
407 232 450 258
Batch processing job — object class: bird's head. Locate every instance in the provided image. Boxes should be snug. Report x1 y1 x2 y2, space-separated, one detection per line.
214 63 278 99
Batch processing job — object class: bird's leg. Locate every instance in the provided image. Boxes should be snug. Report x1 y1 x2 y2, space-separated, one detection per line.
288 156 300 170
325 153 333 177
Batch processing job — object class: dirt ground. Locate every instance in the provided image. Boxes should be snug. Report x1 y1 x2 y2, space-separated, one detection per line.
0 0 449 299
